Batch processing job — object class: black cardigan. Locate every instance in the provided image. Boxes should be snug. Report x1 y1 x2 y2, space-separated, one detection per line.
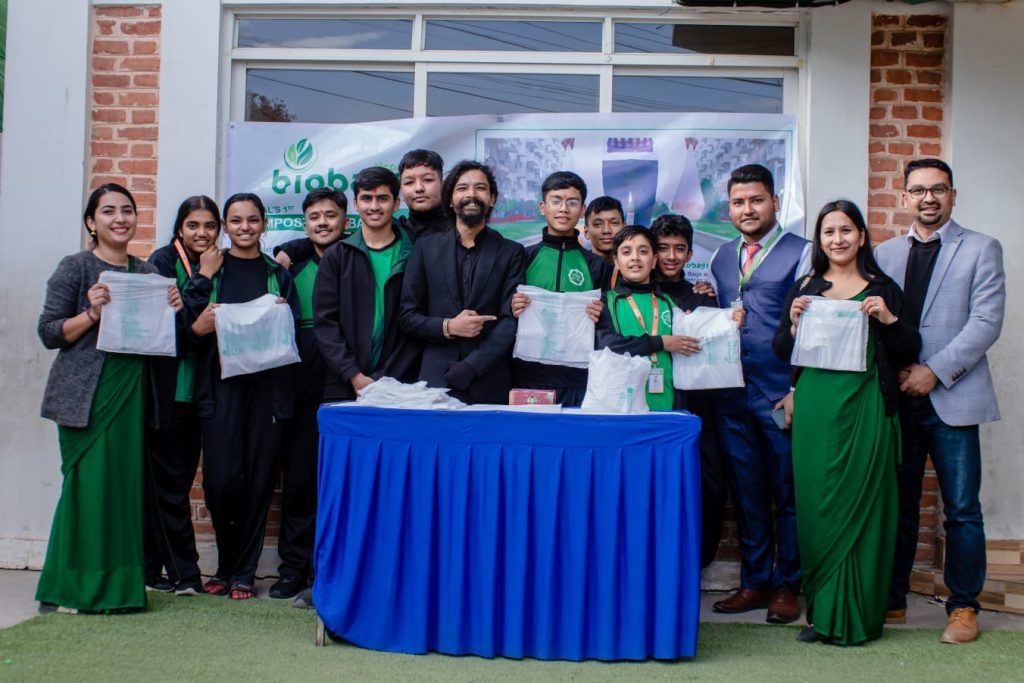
771 274 921 416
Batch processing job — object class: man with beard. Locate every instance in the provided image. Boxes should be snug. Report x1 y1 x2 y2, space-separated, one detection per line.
397 149 450 241
875 159 1005 644
270 188 349 601
400 160 525 404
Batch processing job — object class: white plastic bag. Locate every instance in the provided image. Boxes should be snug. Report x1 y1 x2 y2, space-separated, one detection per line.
581 347 652 414
791 296 868 372
513 285 599 368
671 306 744 390
214 294 300 378
96 271 177 356
355 377 466 410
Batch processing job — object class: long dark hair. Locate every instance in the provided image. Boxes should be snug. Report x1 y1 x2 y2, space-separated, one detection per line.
170 195 221 244
810 200 888 282
441 160 498 220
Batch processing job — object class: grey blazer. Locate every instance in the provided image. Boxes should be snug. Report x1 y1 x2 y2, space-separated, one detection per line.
874 220 1005 426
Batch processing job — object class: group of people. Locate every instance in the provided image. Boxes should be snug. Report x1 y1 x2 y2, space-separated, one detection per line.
36 150 1004 649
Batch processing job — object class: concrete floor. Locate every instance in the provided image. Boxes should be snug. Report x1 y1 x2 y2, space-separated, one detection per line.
3 568 1023 634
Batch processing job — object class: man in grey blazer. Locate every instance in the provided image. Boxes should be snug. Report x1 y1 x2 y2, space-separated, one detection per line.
874 158 1005 644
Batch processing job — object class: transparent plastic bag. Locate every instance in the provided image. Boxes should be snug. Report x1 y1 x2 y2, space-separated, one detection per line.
355 376 466 410
96 271 177 357
671 306 744 390
791 296 868 372
513 285 599 368
581 347 652 414
214 294 300 378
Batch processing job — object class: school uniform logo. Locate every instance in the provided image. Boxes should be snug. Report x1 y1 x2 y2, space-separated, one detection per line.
660 308 672 328
568 268 585 287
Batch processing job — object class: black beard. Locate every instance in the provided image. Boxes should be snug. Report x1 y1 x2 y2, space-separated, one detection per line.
455 199 487 228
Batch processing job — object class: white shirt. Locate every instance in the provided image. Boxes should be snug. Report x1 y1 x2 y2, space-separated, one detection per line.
907 219 952 244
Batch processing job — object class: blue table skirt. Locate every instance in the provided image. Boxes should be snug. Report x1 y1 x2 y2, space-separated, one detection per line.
314 406 702 661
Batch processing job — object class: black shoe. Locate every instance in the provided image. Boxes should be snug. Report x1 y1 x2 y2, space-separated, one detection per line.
292 587 314 609
269 575 307 599
145 576 175 592
797 626 830 643
38 602 58 614
174 576 205 596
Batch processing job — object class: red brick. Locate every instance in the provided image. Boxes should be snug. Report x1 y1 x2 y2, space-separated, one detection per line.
133 192 157 208
892 105 918 120
905 88 942 103
91 141 129 156
885 69 912 85
869 141 885 154
919 512 939 529
873 15 903 28
121 20 161 36
869 228 895 243
118 158 158 175
131 109 157 124
890 32 918 48
890 177 906 191
133 225 156 241
894 211 915 225
131 143 155 157
92 159 115 173
133 73 159 87
869 106 886 120
871 31 885 47
131 176 157 192
868 211 889 226
915 545 935 564
118 91 159 107
91 174 129 186
917 70 942 86
96 19 116 35
148 6 162 18
872 89 898 103
871 157 898 172
888 142 915 156
907 124 942 138
95 7 144 17
93 92 115 105
907 15 947 29
870 193 899 208
122 57 161 72
870 124 900 139
919 142 942 156
132 40 159 55
871 51 900 67
93 39 130 55
922 32 944 49
128 242 155 259
117 126 159 140
922 106 943 122
137 209 155 225
92 74 131 88
869 176 887 190
871 69 882 84
92 126 115 141
92 108 126 123
906 53 943 69
92 56 118 71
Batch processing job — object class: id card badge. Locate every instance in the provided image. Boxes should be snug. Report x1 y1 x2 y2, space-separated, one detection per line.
648 367 665 394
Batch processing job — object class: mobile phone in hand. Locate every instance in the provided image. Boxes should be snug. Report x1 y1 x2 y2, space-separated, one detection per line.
771 407 788 431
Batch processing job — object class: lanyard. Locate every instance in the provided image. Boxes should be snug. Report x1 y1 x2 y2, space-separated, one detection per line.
625 294 660 363
173 239 193 279
735 225 784 294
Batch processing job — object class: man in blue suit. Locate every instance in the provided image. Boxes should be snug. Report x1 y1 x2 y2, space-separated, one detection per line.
875 158 1005 644
708 164 809 624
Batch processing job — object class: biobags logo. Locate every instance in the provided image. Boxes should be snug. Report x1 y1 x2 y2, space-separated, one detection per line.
273 138 348 195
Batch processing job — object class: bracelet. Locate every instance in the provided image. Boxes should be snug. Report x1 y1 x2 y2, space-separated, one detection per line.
85 308 100 323
442 318 452 339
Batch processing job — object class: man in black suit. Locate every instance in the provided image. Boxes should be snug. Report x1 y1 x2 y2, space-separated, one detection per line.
400 160 526 404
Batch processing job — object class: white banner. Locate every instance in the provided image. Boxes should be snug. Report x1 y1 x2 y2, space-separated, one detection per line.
225 112 803 281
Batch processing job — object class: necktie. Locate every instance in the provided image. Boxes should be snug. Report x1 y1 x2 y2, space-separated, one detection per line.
742 242 762 277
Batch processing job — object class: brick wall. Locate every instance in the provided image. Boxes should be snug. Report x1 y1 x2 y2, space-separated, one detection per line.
89 5 161 258
868 12 948 567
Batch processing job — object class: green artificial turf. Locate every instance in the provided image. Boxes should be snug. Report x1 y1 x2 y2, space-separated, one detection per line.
1 592 1022 682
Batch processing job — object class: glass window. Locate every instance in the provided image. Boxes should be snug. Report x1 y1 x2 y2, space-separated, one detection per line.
615 24 795 56
246 69 413 123
425 20 602 52
426 73 599 116
612 75 783 114
237 19 413 50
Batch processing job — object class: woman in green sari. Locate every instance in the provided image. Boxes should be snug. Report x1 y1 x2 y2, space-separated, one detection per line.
36 183 183 613
772 200 920 645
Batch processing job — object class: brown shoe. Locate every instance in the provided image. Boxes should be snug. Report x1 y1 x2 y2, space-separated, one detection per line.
766 586 801 624
712 588 772 614
940 608 978 644
885 608 906 625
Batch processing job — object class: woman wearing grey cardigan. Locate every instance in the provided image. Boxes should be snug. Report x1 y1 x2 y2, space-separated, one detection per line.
35 183 182 614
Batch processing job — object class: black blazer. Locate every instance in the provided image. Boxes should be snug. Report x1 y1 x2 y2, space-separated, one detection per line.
400 226 526 404
771 274 921 415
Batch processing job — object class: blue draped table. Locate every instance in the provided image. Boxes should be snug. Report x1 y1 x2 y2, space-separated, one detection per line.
314 405 702 661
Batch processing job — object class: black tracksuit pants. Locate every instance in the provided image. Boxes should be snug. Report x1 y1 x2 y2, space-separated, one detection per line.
277 395 318 580
144 401 203 584
200 373 281 587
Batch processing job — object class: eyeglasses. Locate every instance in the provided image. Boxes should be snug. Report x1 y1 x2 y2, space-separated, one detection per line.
906 185 950 200
545 198 582 209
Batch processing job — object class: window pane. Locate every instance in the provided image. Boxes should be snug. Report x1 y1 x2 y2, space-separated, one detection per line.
615 24 794 56
246 69 413 123
237 19 412 50
425 20 602 52
427 73 599 116
612 76 782 114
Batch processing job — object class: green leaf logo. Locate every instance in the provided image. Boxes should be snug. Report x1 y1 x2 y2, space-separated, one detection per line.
284 138 317 171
